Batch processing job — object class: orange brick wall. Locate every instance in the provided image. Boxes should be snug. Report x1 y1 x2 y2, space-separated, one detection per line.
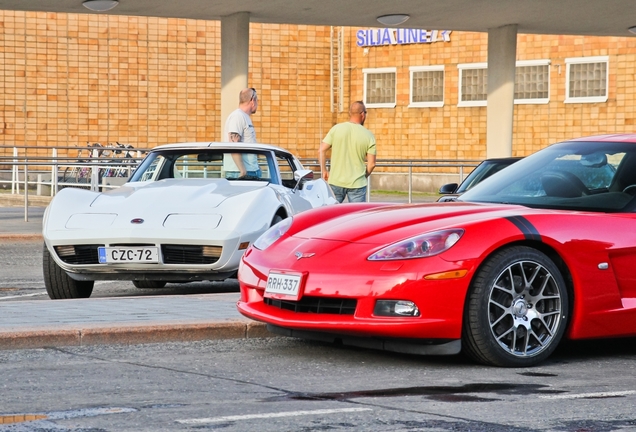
345 29 636 162
2 10 636 163
0 11 336 159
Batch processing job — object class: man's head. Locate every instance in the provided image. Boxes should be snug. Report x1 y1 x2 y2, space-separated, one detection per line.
239 87 258 115
349 101 367 125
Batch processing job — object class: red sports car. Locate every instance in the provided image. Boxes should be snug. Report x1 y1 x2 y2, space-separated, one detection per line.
237 134 636 367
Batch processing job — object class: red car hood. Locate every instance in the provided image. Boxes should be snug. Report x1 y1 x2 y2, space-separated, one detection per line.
293 202 529 245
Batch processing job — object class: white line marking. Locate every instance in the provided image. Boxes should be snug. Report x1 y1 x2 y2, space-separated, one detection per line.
539 390 636 400
176 407 372 425
0 291 47 300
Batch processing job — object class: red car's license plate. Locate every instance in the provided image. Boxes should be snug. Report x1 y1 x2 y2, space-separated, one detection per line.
264 271 303 300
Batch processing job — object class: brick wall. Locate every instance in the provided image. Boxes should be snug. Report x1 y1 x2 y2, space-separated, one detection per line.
2 10 636 164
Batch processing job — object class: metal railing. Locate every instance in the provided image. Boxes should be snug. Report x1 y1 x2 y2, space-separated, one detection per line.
0 145 481 219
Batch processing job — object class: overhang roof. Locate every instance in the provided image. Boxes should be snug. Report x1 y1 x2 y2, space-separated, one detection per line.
1 0 635 38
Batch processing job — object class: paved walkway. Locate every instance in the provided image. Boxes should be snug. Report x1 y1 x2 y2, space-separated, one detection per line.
0 191 438 351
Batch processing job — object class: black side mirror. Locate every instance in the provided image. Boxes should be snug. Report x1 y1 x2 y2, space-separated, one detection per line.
439 183 458 194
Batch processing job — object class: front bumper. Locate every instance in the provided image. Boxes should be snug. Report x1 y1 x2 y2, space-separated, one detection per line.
236 247 473 342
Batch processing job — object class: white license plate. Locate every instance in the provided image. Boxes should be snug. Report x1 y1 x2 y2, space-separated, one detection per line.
98 246 159 264
264 271 302 300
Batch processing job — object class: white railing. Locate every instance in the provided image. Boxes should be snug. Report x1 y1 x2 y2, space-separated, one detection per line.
0 145 481 218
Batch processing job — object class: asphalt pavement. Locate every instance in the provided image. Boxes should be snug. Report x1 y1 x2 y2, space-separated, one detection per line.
0 191 438 351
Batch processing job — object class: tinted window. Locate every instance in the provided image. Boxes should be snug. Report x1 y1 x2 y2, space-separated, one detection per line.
460 141 636 212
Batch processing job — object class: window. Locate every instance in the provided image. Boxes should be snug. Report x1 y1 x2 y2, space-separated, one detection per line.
363 67 396 108
458 61 551 107
458 63 487 107
515 60 550 104
565 56 609 103
409 66 444 107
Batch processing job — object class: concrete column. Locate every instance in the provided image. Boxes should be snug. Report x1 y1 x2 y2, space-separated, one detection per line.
220 12 250 141
486 24 517 158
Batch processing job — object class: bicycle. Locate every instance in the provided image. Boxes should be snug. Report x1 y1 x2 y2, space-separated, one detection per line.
62 142 105 185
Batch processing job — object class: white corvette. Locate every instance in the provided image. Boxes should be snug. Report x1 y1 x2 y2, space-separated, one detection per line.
42 142 337 299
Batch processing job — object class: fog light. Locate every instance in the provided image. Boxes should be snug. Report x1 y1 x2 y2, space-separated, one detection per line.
202 246 222 258
374 300 420 317
55 245 75 257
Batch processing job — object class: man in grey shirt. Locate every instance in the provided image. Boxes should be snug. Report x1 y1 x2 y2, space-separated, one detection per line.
224 87 260 178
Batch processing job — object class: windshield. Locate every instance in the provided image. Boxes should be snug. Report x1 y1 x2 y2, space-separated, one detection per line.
129 149 279 184
456 158 521 193
459 140 636 212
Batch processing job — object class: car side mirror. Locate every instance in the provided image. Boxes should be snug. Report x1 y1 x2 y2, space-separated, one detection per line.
293 169 314 192
439 183 458 194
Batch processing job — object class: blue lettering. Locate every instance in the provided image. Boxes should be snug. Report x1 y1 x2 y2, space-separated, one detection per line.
356 29 451 47
408 29 418 44
419 30 431 43
381 28 392 45
356 29 366 47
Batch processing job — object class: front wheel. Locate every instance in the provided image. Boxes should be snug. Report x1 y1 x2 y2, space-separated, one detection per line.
462 246 569 367
42 244 94 299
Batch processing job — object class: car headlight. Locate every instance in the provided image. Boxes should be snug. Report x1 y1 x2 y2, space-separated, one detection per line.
368 228 464 261
253 217 293 251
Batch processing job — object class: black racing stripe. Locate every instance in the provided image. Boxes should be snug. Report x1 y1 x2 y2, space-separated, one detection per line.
505 216 542 241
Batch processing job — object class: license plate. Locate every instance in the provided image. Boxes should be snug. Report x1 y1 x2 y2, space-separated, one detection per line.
98 246 159 264
264 271 303 300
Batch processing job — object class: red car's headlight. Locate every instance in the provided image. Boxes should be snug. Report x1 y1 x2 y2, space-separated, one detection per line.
253 217 293 251
367 228 464 261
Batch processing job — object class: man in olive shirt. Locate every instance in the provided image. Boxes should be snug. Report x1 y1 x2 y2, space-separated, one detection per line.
319 101 377 202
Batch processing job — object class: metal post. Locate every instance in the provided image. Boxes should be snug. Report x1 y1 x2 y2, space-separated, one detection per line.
52 148 58 195
408 165 413 204
24 160 29 222
91 148 100 191
12 147 18 194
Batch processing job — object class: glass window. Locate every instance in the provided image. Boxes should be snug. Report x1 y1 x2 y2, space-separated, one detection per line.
460 140 635 213
363 67 396 108
565 56 609 103
458 63 487 107
515 61 550 104
409 66 444 108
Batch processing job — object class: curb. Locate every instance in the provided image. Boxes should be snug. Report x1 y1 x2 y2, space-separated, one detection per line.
0 320 272 350
0 195 52 207
0 233 42 241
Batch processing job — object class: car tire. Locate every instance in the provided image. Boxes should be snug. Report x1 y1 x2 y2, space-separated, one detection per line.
132 280 167 289
462 246 569 367
42 244 94 299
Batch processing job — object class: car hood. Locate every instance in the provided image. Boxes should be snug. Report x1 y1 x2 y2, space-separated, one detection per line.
90 179 267 211
294 202 529 245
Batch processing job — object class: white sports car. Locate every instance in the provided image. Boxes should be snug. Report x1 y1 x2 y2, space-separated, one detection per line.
42 142 337 299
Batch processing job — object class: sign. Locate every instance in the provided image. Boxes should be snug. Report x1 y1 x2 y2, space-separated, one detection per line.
356 29 452 47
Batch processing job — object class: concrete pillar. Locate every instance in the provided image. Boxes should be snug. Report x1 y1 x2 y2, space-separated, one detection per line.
486 24 517 158
220 12 250 141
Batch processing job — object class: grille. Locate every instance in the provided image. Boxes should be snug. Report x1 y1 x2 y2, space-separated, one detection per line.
161 244 219 265
55 245 101 264
264 296 357 315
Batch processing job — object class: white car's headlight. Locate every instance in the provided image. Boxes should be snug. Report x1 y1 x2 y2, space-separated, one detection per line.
368 228 464 261
253 217 293 251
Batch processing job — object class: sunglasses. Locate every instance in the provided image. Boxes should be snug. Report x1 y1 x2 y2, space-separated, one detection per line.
250 88 257 101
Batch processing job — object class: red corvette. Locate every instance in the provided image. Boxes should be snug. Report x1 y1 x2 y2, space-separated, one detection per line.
237 135 636 367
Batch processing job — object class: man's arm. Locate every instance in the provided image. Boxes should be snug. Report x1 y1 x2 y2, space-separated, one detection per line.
319 141 331 181
366 153 376 177
228 132 247 176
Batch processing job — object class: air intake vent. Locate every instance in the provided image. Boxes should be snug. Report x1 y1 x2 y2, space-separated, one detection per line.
265 296 356 315
161 244 220 264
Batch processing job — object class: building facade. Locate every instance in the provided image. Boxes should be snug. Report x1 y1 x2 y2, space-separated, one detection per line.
1 10 635 175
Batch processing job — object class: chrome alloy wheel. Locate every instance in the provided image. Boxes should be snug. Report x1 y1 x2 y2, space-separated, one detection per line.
488 259 563 358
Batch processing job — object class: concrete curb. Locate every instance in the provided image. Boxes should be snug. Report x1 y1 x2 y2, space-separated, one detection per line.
0 194 51 207
0 320 272 350
0 233 42 241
